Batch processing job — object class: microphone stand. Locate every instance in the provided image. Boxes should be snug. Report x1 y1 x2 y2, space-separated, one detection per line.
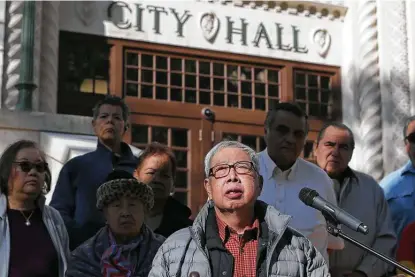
325 217 415 277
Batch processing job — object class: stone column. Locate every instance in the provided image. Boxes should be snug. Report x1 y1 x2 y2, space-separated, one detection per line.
15 0 37 111
32 1 43 111
2 1 23 110
38 1 60 113
356 0 383 180
378 0 411 174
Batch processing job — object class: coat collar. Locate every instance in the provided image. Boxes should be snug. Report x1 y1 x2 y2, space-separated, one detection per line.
260 149 299 181
401 160 415 176
96 140 135 159
191 200 291 247
0 193 46 220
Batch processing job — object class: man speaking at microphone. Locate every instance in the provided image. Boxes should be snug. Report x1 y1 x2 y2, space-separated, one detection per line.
149 141 330 277
315 122 397 277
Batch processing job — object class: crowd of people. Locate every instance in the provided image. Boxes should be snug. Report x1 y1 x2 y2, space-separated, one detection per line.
0 94 414 277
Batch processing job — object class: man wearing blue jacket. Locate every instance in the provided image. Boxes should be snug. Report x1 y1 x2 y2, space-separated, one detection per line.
50 95 138 250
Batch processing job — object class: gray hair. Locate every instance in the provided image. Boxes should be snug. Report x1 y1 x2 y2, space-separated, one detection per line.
204 140 260 177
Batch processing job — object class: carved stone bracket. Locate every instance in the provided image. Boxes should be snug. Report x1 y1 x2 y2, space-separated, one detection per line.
197 0 348 21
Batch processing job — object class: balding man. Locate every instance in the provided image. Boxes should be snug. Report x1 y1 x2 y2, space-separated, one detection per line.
315 122 396 277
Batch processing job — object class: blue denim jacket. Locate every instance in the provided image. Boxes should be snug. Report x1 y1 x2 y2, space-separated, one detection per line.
380 161 415 239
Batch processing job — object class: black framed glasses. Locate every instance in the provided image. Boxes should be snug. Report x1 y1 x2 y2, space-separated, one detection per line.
208 161 256 179
406 132 415 144
13 161 48 173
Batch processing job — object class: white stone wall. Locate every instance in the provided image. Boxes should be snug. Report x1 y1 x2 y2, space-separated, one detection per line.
0 1 5 108
343 0 413 179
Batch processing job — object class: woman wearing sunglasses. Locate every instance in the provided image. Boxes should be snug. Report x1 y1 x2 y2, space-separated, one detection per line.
0 140 70 277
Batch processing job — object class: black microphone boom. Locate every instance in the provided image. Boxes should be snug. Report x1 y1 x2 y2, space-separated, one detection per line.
299 187 369 235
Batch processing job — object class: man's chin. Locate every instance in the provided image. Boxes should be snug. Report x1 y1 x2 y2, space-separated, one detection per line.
326 169 342 178
101 135 116 143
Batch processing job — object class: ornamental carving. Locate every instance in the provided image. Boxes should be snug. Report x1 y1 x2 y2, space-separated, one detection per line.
310 28 331 57
74 1 97 27
199 12 220 43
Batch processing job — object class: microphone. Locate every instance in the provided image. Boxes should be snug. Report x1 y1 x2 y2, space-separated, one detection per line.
189 272 200 277
299 187 369 235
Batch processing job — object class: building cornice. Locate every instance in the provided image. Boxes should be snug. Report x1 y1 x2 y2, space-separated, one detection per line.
198 0 348 21
0 109 94 135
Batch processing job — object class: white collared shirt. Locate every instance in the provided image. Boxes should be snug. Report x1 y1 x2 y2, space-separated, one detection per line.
258 149 344 263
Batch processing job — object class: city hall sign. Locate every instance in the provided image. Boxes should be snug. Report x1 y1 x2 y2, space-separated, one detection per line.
105 1 310 54
63 1 340 65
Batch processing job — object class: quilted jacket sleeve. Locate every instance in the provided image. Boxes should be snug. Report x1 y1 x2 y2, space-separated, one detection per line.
305 237 331 277
148 243 170 277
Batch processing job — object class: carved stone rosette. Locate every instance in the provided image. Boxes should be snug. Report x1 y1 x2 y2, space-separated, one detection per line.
38 1 60 113
357 0 383 180
2 1 24 110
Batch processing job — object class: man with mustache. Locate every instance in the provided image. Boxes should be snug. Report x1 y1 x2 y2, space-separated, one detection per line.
258 102 344 264
50 95 138 250
315 122 396 277
149 140 330 277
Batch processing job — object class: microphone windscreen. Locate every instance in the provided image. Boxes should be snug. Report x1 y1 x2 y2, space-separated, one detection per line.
189 272 200 277
299 187 319 206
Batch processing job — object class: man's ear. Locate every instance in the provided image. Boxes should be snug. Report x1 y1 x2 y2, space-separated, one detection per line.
204 178 212 200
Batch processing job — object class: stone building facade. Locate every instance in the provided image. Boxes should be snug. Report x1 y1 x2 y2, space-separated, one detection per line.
0 0 412 212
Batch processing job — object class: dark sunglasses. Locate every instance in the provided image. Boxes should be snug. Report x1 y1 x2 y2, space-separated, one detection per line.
13 161 48 173
405 133 415 144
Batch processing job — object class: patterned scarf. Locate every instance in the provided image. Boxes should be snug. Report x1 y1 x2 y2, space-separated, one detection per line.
101 226 146 277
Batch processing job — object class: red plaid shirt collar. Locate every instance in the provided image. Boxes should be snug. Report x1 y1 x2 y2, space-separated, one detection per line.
215 214 260 243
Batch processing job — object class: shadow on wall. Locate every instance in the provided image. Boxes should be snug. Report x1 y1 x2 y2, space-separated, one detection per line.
340 64 411 180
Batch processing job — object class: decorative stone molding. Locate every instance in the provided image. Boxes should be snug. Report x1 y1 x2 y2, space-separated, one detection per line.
198 0 347 21
38 1 59 113
356 0 383 180
0 109 94 135
2 1 23 110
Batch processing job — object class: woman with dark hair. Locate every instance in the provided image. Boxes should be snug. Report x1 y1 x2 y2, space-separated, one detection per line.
0 140 70 277
134 142 193 237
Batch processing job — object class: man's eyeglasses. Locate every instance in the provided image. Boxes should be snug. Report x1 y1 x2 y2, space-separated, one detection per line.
208 161 256 179
13 161 48 173
405 132 415 144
